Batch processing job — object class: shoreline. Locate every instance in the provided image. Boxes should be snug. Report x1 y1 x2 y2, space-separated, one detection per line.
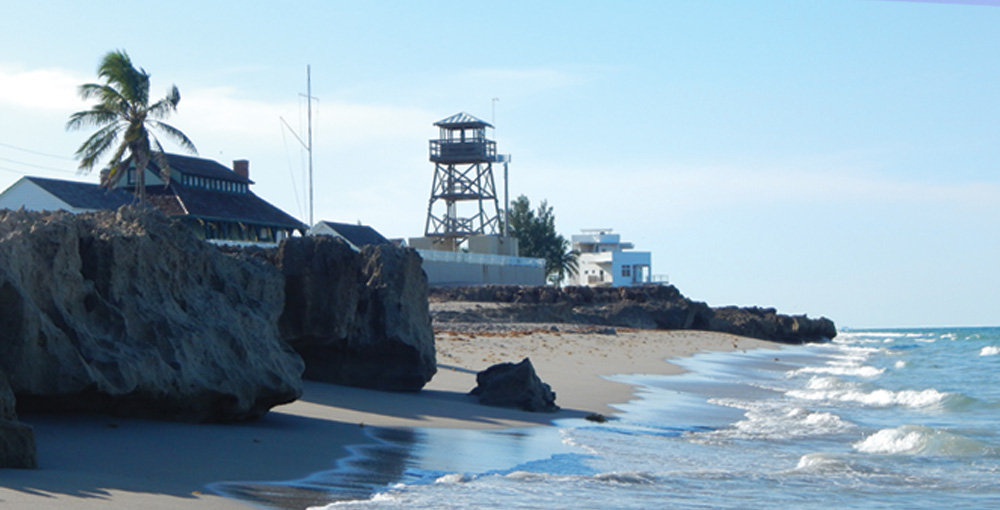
1 329 777 509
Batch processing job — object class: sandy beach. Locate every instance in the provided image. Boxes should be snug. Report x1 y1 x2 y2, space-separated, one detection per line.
1 329 774 509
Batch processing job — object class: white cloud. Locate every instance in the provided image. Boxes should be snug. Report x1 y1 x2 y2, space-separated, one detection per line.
179 86 435 148
0 65 88 111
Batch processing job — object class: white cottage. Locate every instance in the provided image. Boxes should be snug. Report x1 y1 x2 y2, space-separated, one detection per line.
568 229 653 287
0 176 134 213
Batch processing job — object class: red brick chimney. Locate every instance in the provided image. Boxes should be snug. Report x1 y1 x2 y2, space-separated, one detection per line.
233 159 249 180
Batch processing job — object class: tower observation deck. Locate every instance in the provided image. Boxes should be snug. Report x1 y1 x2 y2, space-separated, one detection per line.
423 112 501 249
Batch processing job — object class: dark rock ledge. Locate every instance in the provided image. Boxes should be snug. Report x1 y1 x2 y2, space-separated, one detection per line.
429 284 837 344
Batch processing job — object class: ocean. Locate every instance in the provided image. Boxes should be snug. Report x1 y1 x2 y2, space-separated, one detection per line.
217 327 1000 509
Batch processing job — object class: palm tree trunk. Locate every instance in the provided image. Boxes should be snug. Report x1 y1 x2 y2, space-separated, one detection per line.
133 145 149 203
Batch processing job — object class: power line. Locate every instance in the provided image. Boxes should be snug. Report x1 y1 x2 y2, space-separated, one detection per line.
0 156 77 175
0 141 75 161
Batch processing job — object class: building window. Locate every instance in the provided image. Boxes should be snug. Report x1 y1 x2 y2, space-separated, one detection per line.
622 265 632 277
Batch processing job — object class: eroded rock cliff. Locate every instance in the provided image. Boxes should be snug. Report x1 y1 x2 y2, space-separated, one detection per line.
273 236 436 391
0 207 304 422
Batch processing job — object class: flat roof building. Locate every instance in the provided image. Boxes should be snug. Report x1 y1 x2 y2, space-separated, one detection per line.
567 228 653 287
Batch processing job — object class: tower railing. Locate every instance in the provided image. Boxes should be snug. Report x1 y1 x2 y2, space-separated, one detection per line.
429 139 496 163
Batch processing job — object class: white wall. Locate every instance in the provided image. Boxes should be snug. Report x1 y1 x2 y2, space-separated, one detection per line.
418 249 545 286
571 249 652 287
0 179 81 212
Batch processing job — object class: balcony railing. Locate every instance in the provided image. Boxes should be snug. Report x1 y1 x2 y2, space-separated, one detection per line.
429 139 496 163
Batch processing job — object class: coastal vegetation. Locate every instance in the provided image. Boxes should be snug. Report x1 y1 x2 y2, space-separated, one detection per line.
66 49 197 202
506 195 579 285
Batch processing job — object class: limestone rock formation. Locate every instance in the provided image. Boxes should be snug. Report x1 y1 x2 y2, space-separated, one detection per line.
0 207 304 422
707 306 837 344
430 285 836 344
275 236 436 391
1 371 36 469
470 358 558 412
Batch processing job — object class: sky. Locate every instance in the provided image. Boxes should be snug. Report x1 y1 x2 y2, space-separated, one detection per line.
1 0 998 328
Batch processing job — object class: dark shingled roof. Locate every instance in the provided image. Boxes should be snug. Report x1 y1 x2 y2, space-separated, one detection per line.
26 177 135 210
319 221 392 248
146 153 253 184
155 184 306 230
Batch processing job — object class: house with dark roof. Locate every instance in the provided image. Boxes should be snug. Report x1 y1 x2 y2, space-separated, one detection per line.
0 176 135 213
0 153 307 245
124 154 306 244
310 221 394 251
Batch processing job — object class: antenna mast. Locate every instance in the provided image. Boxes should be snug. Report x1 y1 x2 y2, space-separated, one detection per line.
307 65 314 226
280 67 316 226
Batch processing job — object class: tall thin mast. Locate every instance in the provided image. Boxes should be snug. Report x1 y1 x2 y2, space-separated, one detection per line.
307 65 314 227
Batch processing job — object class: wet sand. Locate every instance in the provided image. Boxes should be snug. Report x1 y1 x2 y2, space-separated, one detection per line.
1 329 774 508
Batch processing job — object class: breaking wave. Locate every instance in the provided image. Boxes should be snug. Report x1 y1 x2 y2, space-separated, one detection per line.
853 425 994 456
979 346 1000 357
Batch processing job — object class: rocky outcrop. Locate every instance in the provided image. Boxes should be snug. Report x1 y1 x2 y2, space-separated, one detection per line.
469 358 558 412
273 236 435 391
0 207 304 422
430 285 836 343
1 371 35 469
707 306 837 344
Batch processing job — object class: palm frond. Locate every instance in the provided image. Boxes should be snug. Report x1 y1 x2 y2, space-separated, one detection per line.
78 83 126 107
75 124 124 171
149 120 197 154
66 107 122 131
97 50 150 106
100 144 130 188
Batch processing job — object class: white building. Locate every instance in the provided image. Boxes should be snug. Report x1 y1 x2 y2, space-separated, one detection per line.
568 229 653 287
0 176 134 213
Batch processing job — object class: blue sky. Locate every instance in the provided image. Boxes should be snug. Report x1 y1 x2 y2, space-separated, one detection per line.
1 0 998 328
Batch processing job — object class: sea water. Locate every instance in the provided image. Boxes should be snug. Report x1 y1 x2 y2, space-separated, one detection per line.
218 328 1000 509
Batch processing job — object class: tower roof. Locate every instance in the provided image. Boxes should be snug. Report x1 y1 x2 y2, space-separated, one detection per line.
434 112 493 129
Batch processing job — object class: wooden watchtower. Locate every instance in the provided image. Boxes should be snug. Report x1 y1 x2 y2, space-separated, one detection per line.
424 112 501 250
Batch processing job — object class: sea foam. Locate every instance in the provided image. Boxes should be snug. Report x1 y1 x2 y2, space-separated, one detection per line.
707 399 853 440
788 385 950 408
853 425 990 456
794 452 858 473
792 364 885 378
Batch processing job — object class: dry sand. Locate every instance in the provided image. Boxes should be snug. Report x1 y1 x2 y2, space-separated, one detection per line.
1 329 775 509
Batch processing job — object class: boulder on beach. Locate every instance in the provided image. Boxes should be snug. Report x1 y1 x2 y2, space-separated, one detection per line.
275 236 436 391
469 358 559 412
0 371 35 469
0 207 304 423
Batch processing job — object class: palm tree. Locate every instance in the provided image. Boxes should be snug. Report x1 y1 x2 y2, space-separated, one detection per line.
545 235 580 287
67 50 196 203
